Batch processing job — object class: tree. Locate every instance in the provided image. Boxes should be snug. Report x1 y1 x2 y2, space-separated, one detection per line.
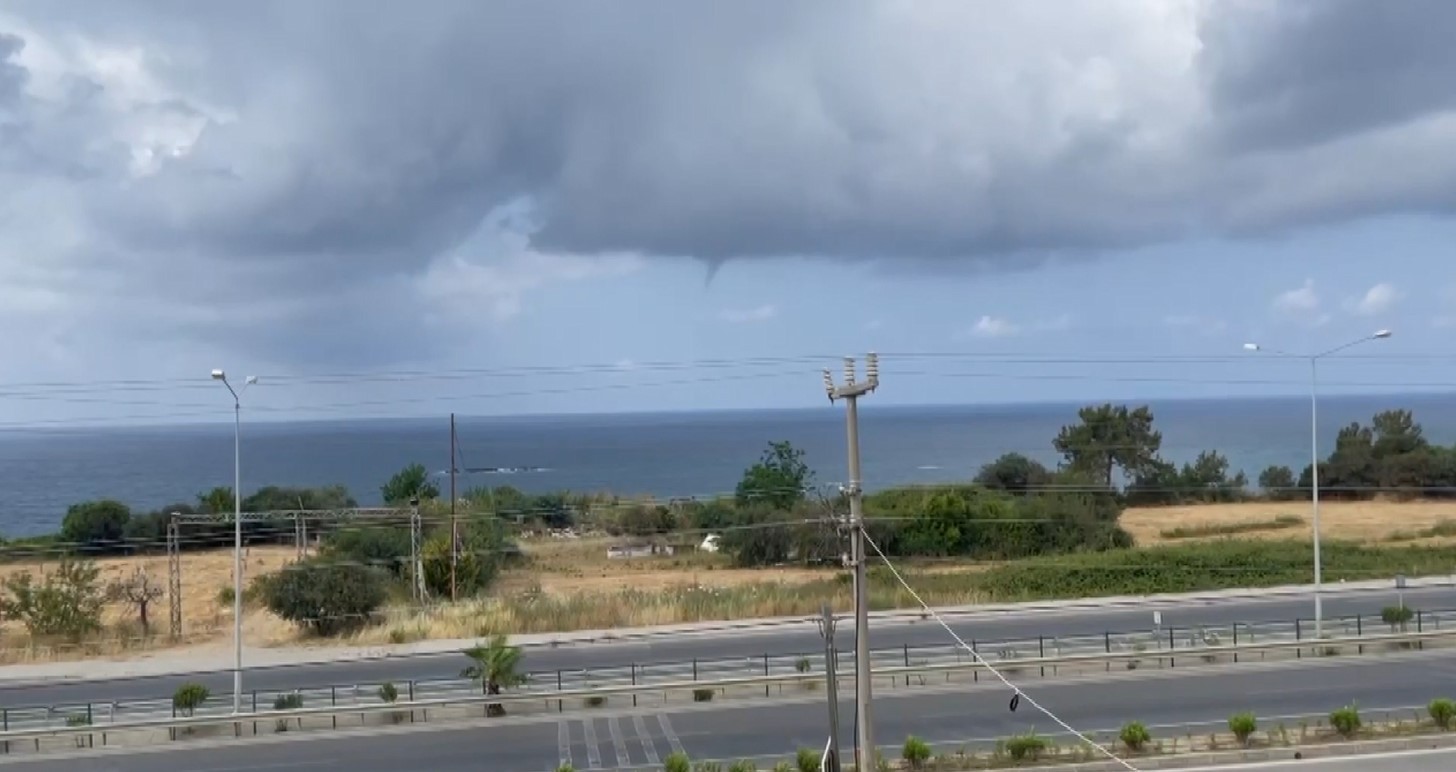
1258 465 1299 501
0 557 106 640
736 441 813 511
1052 404 1163 487
108 567 165 634
974 453 1053 494
242 485 356 512
1371 409 1427 459
60 500 132 554
381 463 439 505
196 487 234 515
611 504 677 537
461 634 526 716
259 559 388 637
1178 450 1248 503
718 505 798 567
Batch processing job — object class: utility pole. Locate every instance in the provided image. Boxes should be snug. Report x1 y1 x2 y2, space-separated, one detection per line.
450 412 458 603
823 353 878 771
818 604 843 772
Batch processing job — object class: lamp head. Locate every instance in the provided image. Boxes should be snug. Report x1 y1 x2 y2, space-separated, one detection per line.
1373 329 1393 339
210 369 226 380
245 375 259 385
1242 343 1260 351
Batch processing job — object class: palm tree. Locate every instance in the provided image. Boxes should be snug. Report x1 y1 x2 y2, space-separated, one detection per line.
461 634 526 716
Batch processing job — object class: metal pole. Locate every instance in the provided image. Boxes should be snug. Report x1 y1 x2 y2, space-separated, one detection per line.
1309 356 1323 640
819 605 842 772
232 397 243 714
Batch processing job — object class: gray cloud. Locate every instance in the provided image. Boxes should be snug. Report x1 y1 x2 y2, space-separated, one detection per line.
1 0 1454 368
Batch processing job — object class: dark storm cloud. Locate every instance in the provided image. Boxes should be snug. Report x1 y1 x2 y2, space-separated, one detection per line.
1200 0 1456 151
3 0 1456 368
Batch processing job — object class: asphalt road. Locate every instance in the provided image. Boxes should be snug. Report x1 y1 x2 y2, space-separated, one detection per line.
13 643 1456 771
5 584 1453 709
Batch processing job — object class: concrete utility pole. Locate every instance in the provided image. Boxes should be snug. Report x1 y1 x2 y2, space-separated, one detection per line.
450 412 458 603
818 604 843 772
823 353 878 771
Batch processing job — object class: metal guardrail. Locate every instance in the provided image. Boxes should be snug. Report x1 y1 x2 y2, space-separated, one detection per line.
1 629 1451 754
4 606 1445 733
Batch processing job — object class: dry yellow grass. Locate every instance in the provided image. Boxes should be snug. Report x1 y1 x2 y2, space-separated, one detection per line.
1123 499 1456 546
8 499 1456 663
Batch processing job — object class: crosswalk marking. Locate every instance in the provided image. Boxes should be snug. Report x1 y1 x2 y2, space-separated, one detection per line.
582 717 602 769
632 714 660 764
607 716 632 768
656 713 686 756
558 720 573 767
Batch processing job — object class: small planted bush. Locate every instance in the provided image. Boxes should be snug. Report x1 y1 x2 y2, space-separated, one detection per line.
664 751 691 772
795 747 819 772
557 765 575 772
902 735 931 769
1430 698 1456 729
378 682 399 703
1229 711 1257 746
1330 704 1361 738
794 657 811 673
693 688 715 703
1119 721 1151 752
273 692 303 733
727 761 757 772
172 683 209 717
1382 605 1415 631
1004 732 1048 762
584 695 607 708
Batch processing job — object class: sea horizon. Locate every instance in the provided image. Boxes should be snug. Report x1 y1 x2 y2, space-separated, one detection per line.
0 390 1451 538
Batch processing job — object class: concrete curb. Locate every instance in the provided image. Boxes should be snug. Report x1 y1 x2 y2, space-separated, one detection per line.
1014 733 1456 771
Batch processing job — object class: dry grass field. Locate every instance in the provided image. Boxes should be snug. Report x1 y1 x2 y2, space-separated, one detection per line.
1122 499 1456 547
3 499 1453 663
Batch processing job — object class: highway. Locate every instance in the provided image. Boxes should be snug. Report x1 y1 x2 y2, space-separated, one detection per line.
2 584 1451 710
13 644 1456 771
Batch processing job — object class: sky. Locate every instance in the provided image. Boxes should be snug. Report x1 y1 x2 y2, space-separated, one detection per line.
1 0 1455 427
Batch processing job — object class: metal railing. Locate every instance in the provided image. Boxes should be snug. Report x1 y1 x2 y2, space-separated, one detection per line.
0 629 1451 758
3 606 1445 735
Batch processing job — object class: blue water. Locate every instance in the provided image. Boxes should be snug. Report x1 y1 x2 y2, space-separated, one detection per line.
0 393 1452 537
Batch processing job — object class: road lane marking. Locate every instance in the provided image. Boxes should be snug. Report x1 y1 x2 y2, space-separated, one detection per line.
582 717 603 768
632 714 660 765
558 719 572 767
607 715 631 767
657 713 685 756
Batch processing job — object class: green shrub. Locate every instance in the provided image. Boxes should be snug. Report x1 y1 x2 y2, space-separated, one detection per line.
216 586 235 606
794 748 819 772
902 735 931 768
794 657 812 673
727 761 757 772
1119 721 1151 752
172 683 209 717
1430 698 1456 729
1382 605 1415 631
664 751 692 772
1330 704 1361 738
694 763 723 772
1004 732 1048 761
0 558 106 640
584 695 606 708
693 688 715 703
378 682 399 703
60 500 131 553
1229 712 1257 746
557 765 575 772
771 763 792 772
259 559 389 637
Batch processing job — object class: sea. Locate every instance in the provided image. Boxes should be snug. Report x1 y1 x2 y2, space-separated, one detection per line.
0 393 1452 538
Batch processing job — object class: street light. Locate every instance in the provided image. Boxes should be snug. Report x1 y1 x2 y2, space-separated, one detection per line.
211 369 257 714
1243 330 1392 639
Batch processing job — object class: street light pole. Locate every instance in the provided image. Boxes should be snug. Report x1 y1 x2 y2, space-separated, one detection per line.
1244 330 1391 639
212 369 257 714
824 353 879 772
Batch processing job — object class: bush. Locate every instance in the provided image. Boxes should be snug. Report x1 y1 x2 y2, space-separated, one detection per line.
273 692 303 733
1330 704 1361 738
1003 732 1048 762
60 500 132 554
1229 712 1257 746
0 557 106 640
794 657 811 673
1382 605 1415 630
1119 721 1151 752
693 688 715 703
172 683 209 717
902 735 931 768
771 764 791 772
664 751 692 772
727 761 757 772
584 695 606 708
259 559 389 637
794 748 819 772
557 765 575 772
322 525 414 579
1430 698 1456 730
378 682 399 703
